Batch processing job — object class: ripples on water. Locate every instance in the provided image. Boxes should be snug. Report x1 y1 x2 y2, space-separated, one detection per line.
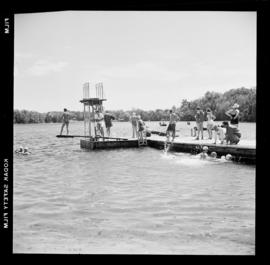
13 122 255 254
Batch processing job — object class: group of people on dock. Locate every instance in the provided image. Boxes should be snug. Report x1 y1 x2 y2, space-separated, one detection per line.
94 109 116 137
58 107 147 140
59 107 116 138
193 103 241 145
57 102 242 145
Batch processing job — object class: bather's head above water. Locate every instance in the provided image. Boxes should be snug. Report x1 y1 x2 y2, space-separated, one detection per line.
225 154 232 161
210 151 217 158
202 146 208 153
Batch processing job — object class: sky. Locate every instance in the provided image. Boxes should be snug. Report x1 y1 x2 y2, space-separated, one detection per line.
14 11 256 112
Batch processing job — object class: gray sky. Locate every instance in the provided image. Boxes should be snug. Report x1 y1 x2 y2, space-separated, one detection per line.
14 11 256 112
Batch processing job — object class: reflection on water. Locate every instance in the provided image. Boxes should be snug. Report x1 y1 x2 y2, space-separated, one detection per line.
13 122 255 254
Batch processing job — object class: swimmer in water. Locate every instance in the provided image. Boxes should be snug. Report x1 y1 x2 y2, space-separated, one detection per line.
15 146 24 154
199 146 209 159
15 146 31 155
210 151 217 159
225 154 232 161
221 154 232 161
23 147 31 155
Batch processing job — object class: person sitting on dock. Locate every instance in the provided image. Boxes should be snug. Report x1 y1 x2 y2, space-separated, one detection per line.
137 115 145 141
225 103 240 128
94 109 105 138
222 121 241 145
194 107 205 140
104 110 115 137
59 108 73 135
130 112 138 138
166 109 178 144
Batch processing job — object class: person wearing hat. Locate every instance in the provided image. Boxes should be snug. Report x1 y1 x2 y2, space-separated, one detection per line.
225 103 240 128
194 107 205 140
199 146 209 159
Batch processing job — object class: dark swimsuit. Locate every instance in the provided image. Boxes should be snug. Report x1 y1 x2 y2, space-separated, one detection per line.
138 120 145 131
230 113 239 125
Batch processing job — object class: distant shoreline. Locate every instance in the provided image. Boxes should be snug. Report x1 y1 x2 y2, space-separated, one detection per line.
14 87 256 124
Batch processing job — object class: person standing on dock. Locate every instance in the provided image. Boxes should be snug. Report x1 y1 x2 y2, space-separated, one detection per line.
59 108 73 135
130 112 138 138
137 115 145 141
104 110 115 137
206 108 216 140
194 107 205 140
165 109 178 144
94 109 105 137
225 103 240 128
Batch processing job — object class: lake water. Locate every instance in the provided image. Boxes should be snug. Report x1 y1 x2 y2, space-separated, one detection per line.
13 121 255 254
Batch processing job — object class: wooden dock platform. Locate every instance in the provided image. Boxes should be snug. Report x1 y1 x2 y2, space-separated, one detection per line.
61 135 255 164
80 138 140 150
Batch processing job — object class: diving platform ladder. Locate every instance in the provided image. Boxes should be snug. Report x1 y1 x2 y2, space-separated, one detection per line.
138 131 148 147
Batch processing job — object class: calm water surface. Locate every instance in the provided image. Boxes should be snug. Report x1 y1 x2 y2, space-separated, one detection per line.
13 122 255 254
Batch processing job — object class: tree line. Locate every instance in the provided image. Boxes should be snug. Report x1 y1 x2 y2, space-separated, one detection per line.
14 87 256 124
178 87 256 122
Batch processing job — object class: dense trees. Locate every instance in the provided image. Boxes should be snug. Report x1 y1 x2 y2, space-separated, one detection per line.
178 87 256 122
14 87 256 123
14 110 46 124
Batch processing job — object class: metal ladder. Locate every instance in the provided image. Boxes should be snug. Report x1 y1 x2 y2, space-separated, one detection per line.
138 131 148 147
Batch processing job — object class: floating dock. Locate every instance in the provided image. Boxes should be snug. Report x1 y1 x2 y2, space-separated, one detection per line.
147 136 256 164
57 134 255 164
59 83 256 164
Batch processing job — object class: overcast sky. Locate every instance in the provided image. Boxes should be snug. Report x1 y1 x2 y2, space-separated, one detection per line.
14 11 256 112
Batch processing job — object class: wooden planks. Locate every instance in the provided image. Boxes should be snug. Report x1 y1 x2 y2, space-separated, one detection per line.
80 139 139 150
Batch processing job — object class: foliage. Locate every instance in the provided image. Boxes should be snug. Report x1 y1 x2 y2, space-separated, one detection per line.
14 87 256 123
178 87 256 122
